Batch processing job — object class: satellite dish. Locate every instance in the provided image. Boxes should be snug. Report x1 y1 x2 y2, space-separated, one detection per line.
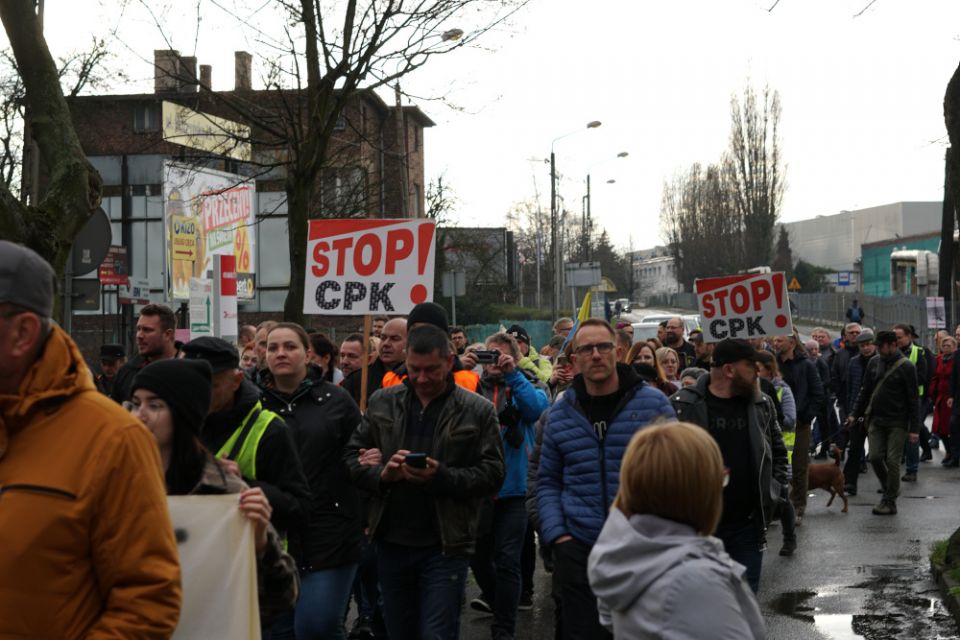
71 207 111 276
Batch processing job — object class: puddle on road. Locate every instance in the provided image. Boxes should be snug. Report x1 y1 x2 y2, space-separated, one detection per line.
769 565 959 639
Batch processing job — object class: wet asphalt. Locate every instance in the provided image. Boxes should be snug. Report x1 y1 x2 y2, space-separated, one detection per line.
459 443 960 640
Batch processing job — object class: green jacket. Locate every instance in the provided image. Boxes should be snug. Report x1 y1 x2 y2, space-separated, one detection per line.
344 381 505 556
518 351 552 384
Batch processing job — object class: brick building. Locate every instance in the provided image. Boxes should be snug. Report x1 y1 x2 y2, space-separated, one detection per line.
60 49 433 326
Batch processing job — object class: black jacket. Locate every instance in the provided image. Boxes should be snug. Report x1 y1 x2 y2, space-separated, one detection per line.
779 353 824 424
110 354 147 403
341 358 392 406
851 351 920 433
831 343 859 417
344 379 505 557
201 378 312 534
671 376 789 530
260 366 364 571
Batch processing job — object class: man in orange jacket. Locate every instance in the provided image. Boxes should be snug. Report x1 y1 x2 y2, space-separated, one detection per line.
0 241 181 639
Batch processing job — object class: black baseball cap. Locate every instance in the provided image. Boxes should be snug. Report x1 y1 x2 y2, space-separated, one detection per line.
711 339 762 367
183 336 240 373
507 324 530 344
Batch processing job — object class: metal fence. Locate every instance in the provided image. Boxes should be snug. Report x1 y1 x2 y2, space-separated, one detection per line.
663 291 938 346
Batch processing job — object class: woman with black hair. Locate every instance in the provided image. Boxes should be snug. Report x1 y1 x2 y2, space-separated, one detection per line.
308 331 344 384
129 358 299 622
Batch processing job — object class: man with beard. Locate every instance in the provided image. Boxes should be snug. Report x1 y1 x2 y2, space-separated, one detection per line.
671 339 788 593
847 330 919 515
688 329 713 369
110 304 181 403
664 316 696 368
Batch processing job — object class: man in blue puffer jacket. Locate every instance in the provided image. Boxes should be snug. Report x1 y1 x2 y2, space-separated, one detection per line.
537 319 676 640
470 332 549 640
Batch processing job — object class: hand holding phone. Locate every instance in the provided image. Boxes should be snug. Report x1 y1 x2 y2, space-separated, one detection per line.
404 452 428 469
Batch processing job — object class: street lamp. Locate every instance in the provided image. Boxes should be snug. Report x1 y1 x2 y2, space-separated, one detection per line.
551 120 601 318
582 151 628 261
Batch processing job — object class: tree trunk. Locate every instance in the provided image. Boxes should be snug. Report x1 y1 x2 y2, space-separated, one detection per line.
0 0 102 314
283 175 313 325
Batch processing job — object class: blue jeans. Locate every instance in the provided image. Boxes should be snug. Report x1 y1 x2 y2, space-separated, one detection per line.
264 564 358 640
377 541 470 640
298 564 360 639
715 519 763 594
470 497 528 638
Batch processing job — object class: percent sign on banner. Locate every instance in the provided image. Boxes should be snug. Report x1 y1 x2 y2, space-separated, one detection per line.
695 271 793 342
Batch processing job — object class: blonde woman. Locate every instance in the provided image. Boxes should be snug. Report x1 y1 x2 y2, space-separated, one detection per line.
655 346 681 385
587 422 765 639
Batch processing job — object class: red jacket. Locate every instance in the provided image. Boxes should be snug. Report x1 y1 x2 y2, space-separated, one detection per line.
930 354 955 436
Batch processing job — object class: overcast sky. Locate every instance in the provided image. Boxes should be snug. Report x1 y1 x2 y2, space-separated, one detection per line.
32 0 960 251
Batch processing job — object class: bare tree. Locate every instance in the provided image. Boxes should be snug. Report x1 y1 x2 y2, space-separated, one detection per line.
0 1 104 285
728 83 784 267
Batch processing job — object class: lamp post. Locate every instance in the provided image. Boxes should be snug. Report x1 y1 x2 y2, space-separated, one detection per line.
583 151 628 261
551 120 601 318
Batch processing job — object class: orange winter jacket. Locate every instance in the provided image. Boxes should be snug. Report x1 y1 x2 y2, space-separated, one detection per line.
0 325 182 639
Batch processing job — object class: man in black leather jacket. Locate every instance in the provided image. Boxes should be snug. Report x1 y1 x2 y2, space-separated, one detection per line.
344 324 505 640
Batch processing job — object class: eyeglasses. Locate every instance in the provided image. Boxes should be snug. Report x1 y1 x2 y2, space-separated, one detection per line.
573 342 615 356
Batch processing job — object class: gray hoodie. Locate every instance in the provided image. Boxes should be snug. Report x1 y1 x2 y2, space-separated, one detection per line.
587 510 766 639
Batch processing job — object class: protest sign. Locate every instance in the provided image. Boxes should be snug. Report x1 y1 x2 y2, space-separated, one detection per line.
304 219 436 315
168 495 260 640
695 271 793 342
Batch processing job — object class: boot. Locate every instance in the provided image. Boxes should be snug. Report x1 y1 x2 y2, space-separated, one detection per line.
872 501 897 515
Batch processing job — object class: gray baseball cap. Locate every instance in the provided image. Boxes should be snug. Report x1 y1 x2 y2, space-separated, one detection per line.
0 240 55 317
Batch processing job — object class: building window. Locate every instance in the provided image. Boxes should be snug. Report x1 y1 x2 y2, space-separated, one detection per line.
322 167 367 216
334 114 346 131
133 104 161 132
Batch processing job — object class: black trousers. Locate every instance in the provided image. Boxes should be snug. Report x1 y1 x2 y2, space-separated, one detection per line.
553 538 612 640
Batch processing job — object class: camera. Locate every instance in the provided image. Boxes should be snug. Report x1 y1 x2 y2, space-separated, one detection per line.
473 349 500 365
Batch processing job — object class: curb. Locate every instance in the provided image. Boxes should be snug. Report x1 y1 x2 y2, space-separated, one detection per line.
930 557 960 623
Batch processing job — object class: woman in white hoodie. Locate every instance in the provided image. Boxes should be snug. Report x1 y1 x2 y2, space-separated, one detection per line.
587 421 766 639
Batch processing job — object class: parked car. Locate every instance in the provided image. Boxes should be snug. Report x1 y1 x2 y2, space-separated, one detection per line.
637 313 699 338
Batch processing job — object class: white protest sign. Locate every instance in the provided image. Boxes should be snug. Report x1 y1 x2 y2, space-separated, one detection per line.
304 219 436 315
189 277 213 339
695 271 793 342
215 254 239 340
927 296 946 329
168 495 260 640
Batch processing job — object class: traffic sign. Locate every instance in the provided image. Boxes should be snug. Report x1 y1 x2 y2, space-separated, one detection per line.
98 245 129 286
788 277 801 291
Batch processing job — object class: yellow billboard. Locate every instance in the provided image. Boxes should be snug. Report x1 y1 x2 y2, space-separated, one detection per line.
162 101 251 162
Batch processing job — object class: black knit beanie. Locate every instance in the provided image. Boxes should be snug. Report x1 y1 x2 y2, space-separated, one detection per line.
131 359 213 434
408 301 449 332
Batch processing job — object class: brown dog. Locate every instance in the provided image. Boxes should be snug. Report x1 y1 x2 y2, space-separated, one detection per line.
807 446 848 513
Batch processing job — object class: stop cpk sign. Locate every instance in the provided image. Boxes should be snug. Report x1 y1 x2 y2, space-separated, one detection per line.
304 219 436 315
695 272 793 342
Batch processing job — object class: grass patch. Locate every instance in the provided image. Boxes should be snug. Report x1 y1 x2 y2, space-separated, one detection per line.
932 539 949 567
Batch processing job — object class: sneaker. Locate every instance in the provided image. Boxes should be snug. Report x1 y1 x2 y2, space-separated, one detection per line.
779 539 797 556
348 617 373 640
921 451 933 462
470 597 493 615
844 484 857 496
901 472 917 482
518 592 533 611
872 501 897 515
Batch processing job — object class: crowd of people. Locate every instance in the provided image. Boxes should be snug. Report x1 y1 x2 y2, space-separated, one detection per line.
1 238 954 640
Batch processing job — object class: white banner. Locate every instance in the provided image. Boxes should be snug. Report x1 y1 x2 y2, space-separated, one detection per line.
164 161 256 301
168 495 260 639
304 219 436 315
695 272 793 342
